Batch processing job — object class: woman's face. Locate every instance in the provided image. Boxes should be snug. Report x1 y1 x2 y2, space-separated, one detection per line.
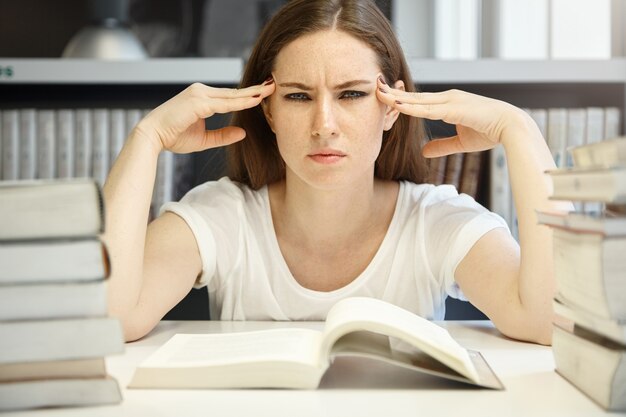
264 29 401 190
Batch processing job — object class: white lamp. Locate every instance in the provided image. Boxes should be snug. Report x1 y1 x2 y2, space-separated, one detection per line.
62 0 147 59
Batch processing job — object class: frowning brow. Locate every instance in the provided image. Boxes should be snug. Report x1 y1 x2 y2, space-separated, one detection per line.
278 80 373 90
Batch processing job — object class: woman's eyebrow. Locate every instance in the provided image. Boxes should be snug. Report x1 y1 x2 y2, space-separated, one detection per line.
278 80 373 90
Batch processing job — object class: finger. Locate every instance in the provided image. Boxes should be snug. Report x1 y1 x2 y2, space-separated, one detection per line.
187 81 273 101
377 93 449 122
202 126 247 148
422 136 464 158
377 78 449 104
194 95 264 118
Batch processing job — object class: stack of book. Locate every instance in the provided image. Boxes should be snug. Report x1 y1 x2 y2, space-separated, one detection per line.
0 179 124 411
538 137 626 411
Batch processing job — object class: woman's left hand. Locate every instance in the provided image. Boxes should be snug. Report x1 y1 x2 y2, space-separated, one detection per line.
376 78 528 158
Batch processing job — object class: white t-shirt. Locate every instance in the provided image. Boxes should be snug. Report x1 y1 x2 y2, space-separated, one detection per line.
162 177 508 321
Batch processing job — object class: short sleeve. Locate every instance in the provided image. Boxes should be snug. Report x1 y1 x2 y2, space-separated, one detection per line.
421 185 509 300
159 178 246 291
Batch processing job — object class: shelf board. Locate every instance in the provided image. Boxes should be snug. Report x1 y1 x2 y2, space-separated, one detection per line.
409 58 626 84
0 58 244 84
1 58 625 85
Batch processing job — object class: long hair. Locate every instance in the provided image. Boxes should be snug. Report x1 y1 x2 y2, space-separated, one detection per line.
228 0 429 190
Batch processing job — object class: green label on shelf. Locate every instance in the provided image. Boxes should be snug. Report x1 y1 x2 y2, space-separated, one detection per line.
0 66 14 78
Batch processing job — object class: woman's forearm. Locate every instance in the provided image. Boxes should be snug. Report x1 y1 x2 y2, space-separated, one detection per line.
501 110 574 342
102 127 162 319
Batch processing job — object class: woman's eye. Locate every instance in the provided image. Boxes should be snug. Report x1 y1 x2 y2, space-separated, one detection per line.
340 90 367 100
285 93 310 101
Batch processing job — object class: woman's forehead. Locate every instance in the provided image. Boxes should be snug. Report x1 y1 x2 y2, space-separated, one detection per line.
273 30 380 80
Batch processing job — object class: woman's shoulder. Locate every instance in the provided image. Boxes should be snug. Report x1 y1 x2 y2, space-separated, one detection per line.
179 176 266 207
400 180 479 209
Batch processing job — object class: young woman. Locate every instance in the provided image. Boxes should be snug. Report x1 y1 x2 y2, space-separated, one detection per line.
104 0 571 343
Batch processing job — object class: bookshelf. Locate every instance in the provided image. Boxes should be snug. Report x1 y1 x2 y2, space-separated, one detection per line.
2 57 625 320
0 58 243 84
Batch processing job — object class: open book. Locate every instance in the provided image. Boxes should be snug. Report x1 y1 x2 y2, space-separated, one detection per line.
129 297 503 390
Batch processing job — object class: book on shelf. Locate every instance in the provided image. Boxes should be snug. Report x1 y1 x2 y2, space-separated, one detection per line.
443 152 463 190
427 156 447 185
547 108 568 168
37 109 56 180
0 377 122 412
74 109 93 178
0 178 104 240
550 0 611 59
2 109 19 181
128 297 504 390
552 323 625 411
57 109 76 179
489 145 512 228
565 109 587 168
433 0 479 60
494 0 549 59
19 109 37 180
459 151 483 198
92 108 110 187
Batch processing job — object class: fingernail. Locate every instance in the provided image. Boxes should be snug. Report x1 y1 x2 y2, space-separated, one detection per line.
378 76 387 85
263 77 274 85
378 87 387 93
395 100 403 105
253 94 261 98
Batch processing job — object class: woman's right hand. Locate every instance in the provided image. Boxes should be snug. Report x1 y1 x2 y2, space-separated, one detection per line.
135 80 275 154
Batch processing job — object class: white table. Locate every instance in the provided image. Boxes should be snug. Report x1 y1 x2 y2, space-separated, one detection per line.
5 320 622 417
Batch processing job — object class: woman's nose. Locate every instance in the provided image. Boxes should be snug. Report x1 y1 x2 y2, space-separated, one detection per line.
311 96 338 138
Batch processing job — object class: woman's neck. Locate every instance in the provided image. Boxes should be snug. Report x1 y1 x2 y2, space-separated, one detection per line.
269 174 398 251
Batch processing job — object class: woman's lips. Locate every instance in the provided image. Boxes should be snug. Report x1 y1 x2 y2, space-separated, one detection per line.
308 149 346 164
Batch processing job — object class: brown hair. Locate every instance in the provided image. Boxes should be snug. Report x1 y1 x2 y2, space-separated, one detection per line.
228 0 428 189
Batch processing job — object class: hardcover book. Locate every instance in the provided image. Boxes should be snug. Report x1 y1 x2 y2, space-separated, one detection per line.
129 297 503 390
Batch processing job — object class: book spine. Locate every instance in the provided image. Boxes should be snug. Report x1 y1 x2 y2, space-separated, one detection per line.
36 110 57 179
489 146 512 228
566 109 587 167
109 109 126 168
0 110 2 178
125 109 143 137
459 151 483 198
497 0 549 59
74 109 93 178
92 109 110 188
152 151 175 219
427 156 447 185
604 107 621 140
18 109 37 180
547 108 568 168
443 153 464 190
434 0 479 59
550 0 611 59
2 109 20 181
56 109 75 179
392 0 433 58
528 108 548 142
583 108 606 213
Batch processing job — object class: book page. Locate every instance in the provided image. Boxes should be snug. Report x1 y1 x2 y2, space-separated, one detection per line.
319 297 478 382
139 328 323 368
